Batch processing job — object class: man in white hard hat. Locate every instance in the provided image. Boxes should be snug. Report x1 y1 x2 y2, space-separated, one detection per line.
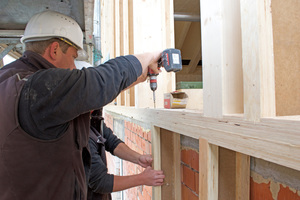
0 10 163 200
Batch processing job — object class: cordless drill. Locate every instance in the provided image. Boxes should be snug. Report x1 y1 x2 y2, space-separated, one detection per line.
148 48 182 108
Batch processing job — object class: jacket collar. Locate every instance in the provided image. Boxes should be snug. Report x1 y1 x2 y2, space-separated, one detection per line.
20 50 57 71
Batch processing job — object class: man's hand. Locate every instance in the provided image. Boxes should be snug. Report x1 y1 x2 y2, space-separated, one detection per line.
138 154 153 168
141 166 165 186
134 51 162 82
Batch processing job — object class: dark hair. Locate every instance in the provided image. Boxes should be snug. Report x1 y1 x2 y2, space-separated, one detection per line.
25 38 70 54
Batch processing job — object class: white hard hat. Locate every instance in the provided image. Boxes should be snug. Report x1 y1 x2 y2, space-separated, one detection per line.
21 10 84 50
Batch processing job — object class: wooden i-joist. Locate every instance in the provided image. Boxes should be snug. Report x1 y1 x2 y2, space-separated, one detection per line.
101 0 300 199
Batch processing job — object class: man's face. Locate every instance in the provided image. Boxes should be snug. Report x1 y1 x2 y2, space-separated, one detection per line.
56 46 78 70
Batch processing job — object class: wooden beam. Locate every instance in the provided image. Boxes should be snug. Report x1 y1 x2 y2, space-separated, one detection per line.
119 0 129 56
114 0 120 58
175 21 192 49
100 0 114 62
199 138 218 200
104 106 300 171
188 47 201 74
235 152 250 200
240 0 276 121
152 126 161 200
201 0 243 117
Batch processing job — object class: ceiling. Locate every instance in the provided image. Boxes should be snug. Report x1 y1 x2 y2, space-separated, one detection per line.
174 0 202 82
0 0 90 60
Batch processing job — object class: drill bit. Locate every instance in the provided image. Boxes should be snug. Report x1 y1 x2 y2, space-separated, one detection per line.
153 91 156 108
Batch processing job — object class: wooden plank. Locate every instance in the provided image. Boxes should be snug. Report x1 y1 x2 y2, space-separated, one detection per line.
201 0 243 117
200 0 223 118
114 0 120 58
199 138 218 200
188 47 201 74
100 0 114 62
240 0 276 121
119 0 129 56
104 106 300 171
152 126 161 200
235 152 250 200
161 129 181 200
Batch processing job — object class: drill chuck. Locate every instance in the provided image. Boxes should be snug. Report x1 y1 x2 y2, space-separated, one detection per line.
149 75 158 91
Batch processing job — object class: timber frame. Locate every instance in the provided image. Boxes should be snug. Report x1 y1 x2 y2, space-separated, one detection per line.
102 0 300 199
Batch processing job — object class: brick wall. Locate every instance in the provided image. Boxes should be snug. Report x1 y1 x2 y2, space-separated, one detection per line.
123 120 152 200
181 148 199 200
104 113 153 200
105 113 300 200
250 158 300 200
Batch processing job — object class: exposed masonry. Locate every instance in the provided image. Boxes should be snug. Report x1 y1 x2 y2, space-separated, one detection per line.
251 158 300 191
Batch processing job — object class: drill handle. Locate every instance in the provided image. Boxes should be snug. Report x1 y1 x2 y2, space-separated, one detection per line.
148 68 160 76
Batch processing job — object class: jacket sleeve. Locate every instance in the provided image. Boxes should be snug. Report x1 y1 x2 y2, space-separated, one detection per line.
102 122 124 155
88 136 114 194
19 55 141 139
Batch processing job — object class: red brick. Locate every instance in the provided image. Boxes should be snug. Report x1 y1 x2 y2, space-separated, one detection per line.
190 150 199 171
136 135 142 147
145 141 150 154
250 177 273 200
131 131 136 143
181 183 198 200
181 149 191 166
195 171 199 194
149 143 152 155
141 139 146 151
125 128 130 138
143 185 152 197
147 131 152 142
277 185 300 200
182 165 197 192
181 164 184 182
138 126 143 137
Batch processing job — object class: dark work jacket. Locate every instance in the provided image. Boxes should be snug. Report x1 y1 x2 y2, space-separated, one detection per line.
87 109 123 200
0 52 90 200
0 51 141 200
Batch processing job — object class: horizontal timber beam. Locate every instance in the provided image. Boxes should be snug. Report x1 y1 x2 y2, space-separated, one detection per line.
104 105 300 171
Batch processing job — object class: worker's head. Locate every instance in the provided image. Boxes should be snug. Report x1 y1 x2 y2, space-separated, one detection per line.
20 10 86 69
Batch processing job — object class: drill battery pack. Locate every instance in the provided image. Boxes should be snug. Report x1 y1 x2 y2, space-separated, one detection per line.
159 48 182 72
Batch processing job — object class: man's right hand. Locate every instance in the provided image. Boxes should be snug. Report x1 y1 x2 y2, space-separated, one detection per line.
134 51 162 83
141 166 165 186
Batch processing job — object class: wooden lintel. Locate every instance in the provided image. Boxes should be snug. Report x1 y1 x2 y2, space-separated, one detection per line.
104 105 300 171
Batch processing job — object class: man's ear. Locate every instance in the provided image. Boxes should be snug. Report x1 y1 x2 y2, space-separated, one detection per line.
49 42 60 60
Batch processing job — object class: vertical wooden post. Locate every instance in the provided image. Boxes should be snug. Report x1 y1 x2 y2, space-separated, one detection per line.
199 138 218 200
236 153 250 200
240 0 276 121
152 126 161 200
